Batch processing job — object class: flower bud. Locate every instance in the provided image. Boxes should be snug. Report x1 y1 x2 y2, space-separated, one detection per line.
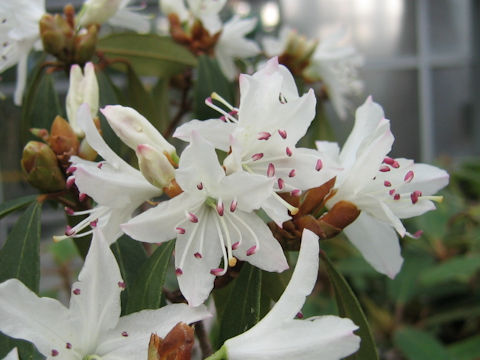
39 13 75 62
147 322 194 360
66 62 99 136
77 0 123 27
74 25 98 64
101 105 177 156
21 141 65 192
136 144 175 189
48 115 79 156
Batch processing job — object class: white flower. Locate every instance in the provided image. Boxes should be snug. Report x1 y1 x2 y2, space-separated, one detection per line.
303 28 364 120
175 57 339 225
55 104 162 244
0 229 210 360
316 97 449 278
223 229 360 360
122 131 288 306
78 0 150 33
0 0 45 105
215 16 260 81
66 62 99 137
160 0 226 34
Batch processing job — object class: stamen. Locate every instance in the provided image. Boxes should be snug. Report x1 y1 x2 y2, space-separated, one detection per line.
64 207 75 215
251 153 263 161
278 178 285 190
389 189 396 195
121 331 128 337
404 170 414 183
278 129 287 139
217 199 224 216
117 281 126 289
210 268 224 276
79 193 87 202
230 212 261 254
89 219 98 227
315 159 323 171
194 252 202 259
258 132 271 140
211 92 236 111
51 350 59 357
383 157 395 165
65 226 75 236
178 208 204 270
410 190 422 204
73 288 80 295
246 245 257 256
66 343 72 349
267 163 275 177
205 97 237 123
176 227 186 234
66 176 75 188
212 216 229 276
229 257 238 267
379 165 390 172
66 166 76 174
291 189 301 197
288 169 296 177
296 312 304 319
392 161 400 168
384 181 392 187
186 211 198 223
232 241 240 250
197 182 203 190
97 162 103 169
175 268 183 275
394 194 400 200
286 147 292 157
272 192 298 215
230 199 237 212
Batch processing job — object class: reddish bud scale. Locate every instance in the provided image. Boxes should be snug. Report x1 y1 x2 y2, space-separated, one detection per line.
267 163 275 177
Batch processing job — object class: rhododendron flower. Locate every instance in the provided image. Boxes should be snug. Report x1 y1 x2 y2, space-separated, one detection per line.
0 229 209 360
316 97 449 278
122 132 288 306
55 104 162 244
175 57 339 225
223 229 360 360
0 0 45 105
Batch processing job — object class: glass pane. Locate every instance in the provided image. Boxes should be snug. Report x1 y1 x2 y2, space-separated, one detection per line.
428 0 472 56
433 67 477 158
280 0 417 58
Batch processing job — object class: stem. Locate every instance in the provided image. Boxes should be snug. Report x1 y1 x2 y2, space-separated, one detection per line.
195 320 213 358
205 345 227 360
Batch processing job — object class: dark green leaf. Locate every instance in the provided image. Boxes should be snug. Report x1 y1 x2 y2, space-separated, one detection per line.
321 251 379 360
126 65 157 122
125 240 174 314
98 34 197 78
0 195 38 219
218 263 262 345
420 255 480 286
447 335 480 360
151 78 171 133
111 235 148 315
0 201 43 359
394 327 451 360
194 55 234 120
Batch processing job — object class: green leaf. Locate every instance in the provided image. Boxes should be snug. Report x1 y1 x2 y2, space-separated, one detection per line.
194 55 234 120
98 34 197 78
125 240 174 314
111 235 148 315
447 335 480 360
218 263 262 345
126 65 158 122
420 255 480 286
0 201 43 359
394 327 451 360
151 78 171 133
321 251 379 360
0 195 38 219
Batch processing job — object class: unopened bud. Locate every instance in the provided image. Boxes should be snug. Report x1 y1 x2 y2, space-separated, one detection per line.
147 322 195 360
30 128 49 142
48 115 79 156
39 13 75 62
74 25 98 64
21 141 65 192
136 144 175 189
101 105 176 155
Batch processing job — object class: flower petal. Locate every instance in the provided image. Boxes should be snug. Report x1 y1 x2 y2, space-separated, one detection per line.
343 212 403 278
173 119 236 152
0 279 74 358
97 304 210 358
3 348 19 360
261 195 292 226
69 229 123 351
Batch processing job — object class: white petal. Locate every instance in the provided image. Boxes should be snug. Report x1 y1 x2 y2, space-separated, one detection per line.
343 212 403 278
108 9 150 33
395 161 450 195
0 279 74 358
261 195 292 226
3 348 19 360
227 316 359 360
230 211 288 272
176 131 225 192
315 141 341 160
176 210 223 306
97 304 210 357
173 119 236 152
13 43 31 106
69 229 123 351
122 193 203 244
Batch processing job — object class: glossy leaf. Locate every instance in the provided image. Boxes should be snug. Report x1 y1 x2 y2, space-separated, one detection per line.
151 78 171 134
420 255 480 286
321 251 379 360
194 55 234 120
125 240 175 314
447 335 480 360
0 201 43 359
217 263 262 346
98 34 197 78
111 235 148 315
0 195 37 219
394 327 451 360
